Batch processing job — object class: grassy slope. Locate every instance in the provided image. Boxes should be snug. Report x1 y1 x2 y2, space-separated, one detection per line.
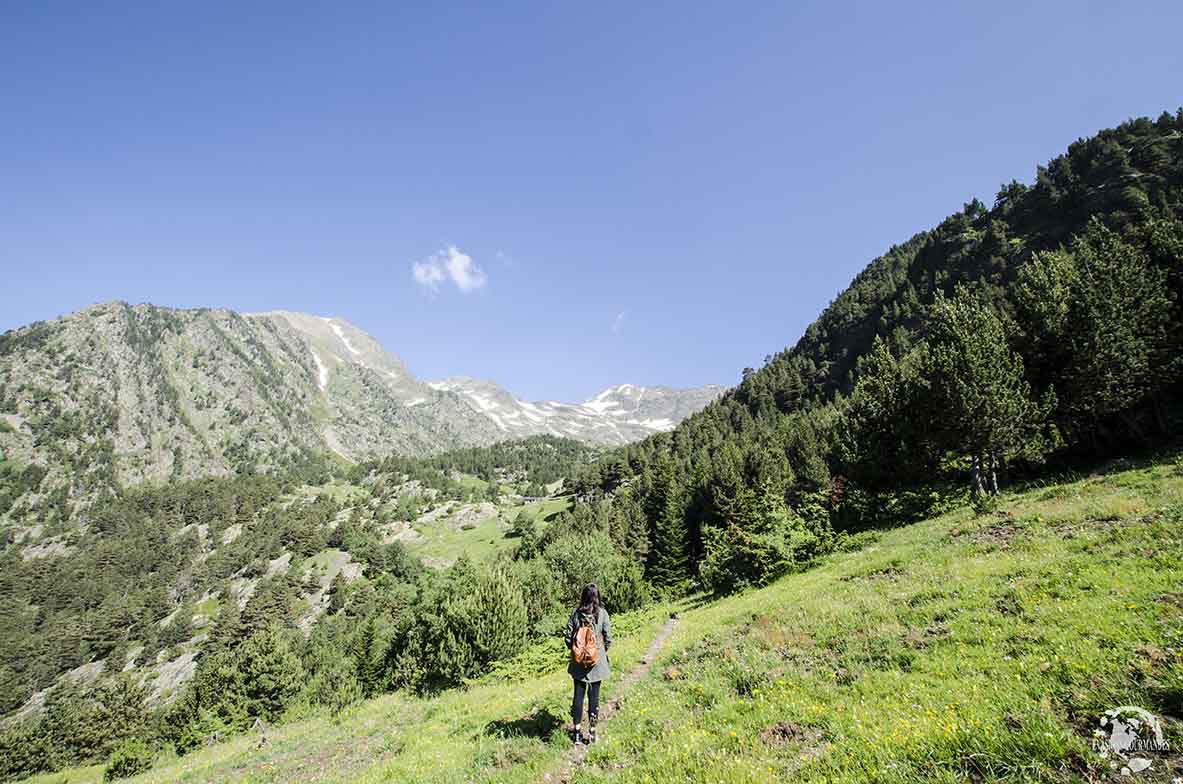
23 605 672 784
410 497 571 565
291 475 571 566
580 455 1183 783
27 455 1183 783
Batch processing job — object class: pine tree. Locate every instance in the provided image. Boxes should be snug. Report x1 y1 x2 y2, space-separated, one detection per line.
644 455 690 590
327 572 348 615
1017 219 1173 445
926 287 1048 496
235 625 304 722
349 618 385 697
465 567 527 664
838 335 937 491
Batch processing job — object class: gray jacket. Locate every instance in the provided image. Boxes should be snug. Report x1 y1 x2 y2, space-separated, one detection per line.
566 606 612 683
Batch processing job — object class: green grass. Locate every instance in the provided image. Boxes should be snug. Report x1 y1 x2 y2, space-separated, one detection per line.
520 496 571 522
291 481 367 505
26 456 1183 783
23 604 673 784
409 496 572 566
411 511 506 565
456 474 491 492
575 455 1183 782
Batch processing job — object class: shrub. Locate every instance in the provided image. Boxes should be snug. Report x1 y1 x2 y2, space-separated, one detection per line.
0 723 51 782
972 491 1000 516
542 532 651 613
700 483 832 596
833 529 880 552
450 566 529 666
506 557 562 636
103 738 154 781
301 655 362 715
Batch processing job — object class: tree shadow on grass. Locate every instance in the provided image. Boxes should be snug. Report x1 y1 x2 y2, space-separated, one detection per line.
484 707 565 741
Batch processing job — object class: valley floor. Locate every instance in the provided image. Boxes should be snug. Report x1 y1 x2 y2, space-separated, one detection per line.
27 454 1183 783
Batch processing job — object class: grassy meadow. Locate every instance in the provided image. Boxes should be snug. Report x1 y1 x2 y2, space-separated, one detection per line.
24 454 1183 783
409 496 570 566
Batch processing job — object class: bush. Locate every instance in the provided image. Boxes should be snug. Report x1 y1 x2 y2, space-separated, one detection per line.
444 566 529 672
972 491 999 516
542 532 651 613
833 529 880 552
699 483 832 596
0 723 51 782
506 558 562 636
301 655 362 714
103 738 154 781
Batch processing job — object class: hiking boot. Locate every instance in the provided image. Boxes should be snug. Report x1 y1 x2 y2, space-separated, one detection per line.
587 725 597 744
571 727 583 745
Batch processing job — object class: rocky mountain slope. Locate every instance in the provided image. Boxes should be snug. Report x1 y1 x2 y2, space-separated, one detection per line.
0 302 719 520
427 378 724 444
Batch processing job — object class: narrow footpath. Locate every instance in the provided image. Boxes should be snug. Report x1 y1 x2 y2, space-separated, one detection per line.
543 614 681 783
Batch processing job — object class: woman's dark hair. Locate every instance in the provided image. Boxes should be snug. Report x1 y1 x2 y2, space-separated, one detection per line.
578 583 601 620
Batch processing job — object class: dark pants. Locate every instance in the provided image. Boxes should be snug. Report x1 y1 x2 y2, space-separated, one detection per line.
572 678 601 725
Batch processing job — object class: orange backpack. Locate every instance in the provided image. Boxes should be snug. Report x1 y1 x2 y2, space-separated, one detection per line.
572 614 599 668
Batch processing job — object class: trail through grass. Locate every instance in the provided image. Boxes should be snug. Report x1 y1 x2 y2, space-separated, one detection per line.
548 615 682 784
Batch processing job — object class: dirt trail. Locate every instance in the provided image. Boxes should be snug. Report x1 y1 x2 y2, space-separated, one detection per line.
543 614 681 783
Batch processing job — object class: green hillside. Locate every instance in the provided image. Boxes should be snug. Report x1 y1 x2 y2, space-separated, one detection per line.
0 437 609 783
568 109 1183 599
20 453 1183 783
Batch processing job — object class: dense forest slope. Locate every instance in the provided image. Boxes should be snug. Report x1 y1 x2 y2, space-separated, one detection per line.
0 436 604 758
568 110 1183 595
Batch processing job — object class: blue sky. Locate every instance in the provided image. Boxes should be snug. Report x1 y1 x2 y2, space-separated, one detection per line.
3 2 1181 401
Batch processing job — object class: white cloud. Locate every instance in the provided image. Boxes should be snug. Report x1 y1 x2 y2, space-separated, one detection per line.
412 246 487 293
412 259 446 290
444 246 487 291
612 311 626 333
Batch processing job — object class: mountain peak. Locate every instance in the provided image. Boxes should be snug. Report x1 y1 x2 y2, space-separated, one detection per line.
429 376 723 443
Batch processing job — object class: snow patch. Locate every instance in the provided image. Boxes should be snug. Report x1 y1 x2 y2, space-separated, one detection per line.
311 350 329 391
518 401 552 419
465 392 500 413
583 397 621 414
627 417 675 431
322 318 362 357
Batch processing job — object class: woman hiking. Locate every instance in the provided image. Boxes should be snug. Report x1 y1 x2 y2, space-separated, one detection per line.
566 583 612 745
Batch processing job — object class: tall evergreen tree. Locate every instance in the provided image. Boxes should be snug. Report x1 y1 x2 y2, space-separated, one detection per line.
235 625 304 723
926 288 1048 495
644 455 690 589
838 335 936 491
1016 219 1173 445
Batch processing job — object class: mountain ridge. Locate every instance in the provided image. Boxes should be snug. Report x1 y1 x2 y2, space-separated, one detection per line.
0 300 721 521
